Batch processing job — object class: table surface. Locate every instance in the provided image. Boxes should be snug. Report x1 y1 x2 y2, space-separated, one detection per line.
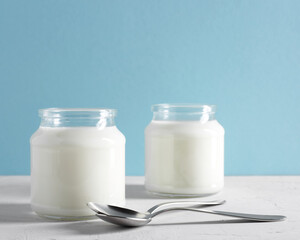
0 176 299 240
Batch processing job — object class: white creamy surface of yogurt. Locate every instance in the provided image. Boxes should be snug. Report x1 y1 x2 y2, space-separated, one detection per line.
30 126 125 218
145 120 224 196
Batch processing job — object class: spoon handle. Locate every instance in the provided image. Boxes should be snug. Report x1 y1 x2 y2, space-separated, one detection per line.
151 207 286 222
198 209 286 222
147 200 225 214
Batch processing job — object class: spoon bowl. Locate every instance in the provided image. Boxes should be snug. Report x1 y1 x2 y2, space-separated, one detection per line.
88 202 150 219
96 213 151 227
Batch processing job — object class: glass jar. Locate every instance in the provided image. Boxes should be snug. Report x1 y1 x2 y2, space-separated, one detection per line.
30 108 125 220
145 104 224 197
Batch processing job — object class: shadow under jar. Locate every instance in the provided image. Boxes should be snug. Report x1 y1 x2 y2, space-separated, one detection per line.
30 108 125 220
145 104 225 197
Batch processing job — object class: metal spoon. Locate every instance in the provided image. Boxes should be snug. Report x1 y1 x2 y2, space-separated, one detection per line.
87 199 225 217
94 208 286 227
87 202 286 227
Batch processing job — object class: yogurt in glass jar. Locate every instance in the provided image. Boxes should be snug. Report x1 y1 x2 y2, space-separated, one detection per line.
30 108 125 220
145 104 225 197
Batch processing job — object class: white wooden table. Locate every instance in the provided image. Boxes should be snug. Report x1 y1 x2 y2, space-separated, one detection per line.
0 176 299 240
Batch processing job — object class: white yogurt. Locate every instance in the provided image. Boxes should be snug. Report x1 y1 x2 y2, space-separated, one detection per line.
145 119 224 196
30 126 125 219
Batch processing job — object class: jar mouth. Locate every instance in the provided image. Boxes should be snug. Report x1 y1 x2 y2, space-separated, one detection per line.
151 104 216 113
39 108 117 119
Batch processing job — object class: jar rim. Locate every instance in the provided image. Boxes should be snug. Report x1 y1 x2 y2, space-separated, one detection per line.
39 108 117 118
151 104 216 113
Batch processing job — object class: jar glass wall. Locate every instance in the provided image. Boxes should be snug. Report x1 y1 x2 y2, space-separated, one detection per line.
30 108 125 220
145 104 225 197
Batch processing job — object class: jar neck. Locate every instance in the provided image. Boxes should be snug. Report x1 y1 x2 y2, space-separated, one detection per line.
151 104 216 122
39 108 116 128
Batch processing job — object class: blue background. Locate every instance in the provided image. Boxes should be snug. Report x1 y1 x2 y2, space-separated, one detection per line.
0 0 299 175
